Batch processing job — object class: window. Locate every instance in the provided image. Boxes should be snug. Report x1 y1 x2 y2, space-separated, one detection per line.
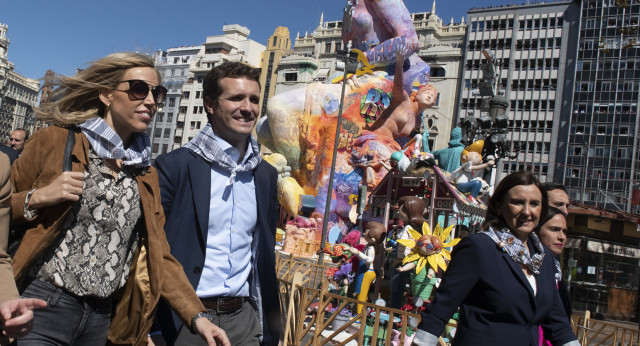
196 91 201 99
619 126 629 136
183 91 190 99
431 67 446 78
585 19 595 29
168 98 175 107
572 146 582 155
284 72 298 82
601 81 611 91
325 42 332 53
617 148 628 158
164 128 171 138
597 126 606 135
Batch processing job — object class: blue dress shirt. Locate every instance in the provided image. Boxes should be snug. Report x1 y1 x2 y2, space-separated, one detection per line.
195 134 256 297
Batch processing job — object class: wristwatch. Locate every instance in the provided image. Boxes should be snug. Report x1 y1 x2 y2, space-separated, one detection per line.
191 312 213 333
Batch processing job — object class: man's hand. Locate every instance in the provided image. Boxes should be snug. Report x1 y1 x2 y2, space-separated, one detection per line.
194 317 230 346
0 298 47 338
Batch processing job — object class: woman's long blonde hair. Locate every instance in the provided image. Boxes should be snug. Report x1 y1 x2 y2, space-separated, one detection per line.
37 52 161 125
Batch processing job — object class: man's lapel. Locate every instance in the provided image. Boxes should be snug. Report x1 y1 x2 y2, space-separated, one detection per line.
188 154 211 244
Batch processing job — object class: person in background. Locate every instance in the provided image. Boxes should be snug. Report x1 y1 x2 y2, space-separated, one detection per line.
543 182 570 215
0 152 47 344
8 129 27 154
10 52 228 346
0 144 18 165
535 206 571 318
153 61 281 345
414 171 578 346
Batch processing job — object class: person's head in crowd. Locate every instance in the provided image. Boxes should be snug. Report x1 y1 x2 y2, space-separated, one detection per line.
483 171 548 243
9 129 28 152
542 182 569 215
202 62 261 149
534 207 568 256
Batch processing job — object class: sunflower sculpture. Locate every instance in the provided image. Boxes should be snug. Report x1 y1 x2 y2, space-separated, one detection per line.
396 222 461 301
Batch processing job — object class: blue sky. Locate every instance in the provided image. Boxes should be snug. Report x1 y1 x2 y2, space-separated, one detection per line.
3 0 534 81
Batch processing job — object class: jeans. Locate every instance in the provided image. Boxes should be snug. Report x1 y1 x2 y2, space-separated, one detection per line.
174 301 260 346
17 279 112 346
457 180 483 198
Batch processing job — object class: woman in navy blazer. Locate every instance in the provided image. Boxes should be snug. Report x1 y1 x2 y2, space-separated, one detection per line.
414 171 579 346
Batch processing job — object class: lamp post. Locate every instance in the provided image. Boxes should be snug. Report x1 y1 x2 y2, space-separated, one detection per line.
318 41 359 265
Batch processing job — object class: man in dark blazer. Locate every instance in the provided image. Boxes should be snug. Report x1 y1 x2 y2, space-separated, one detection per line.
153 62 281 345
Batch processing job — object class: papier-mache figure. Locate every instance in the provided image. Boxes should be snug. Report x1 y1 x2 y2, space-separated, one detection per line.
389 196 426 308
346 221 386 313
431 127 465 172
396 223 460 302
449 140 495 203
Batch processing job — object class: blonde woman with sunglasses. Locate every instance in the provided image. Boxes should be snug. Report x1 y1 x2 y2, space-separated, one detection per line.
10 52 229 346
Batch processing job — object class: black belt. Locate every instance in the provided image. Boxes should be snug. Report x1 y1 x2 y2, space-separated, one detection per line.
200 296 248 313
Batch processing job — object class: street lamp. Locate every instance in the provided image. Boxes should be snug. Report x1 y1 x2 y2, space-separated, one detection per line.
318 41 359 265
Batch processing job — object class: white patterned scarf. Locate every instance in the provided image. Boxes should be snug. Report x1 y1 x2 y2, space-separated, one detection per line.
78 117 151 168
184 123 261 185
480 226 546 274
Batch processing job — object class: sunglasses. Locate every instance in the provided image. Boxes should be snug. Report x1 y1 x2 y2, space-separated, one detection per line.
117 79 168 106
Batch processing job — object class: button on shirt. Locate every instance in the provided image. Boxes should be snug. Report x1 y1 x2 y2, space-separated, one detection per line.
195 134 256 298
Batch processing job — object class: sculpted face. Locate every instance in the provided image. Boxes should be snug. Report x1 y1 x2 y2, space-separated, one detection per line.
416 235 443 256
415 84 437 108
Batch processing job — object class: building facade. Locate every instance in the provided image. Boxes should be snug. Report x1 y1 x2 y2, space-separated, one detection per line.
274 2 466 150
0 23 40 141
457 2 578 183
556 0 640 213
173 25 265 146
150 46 200 159
258 26 292 117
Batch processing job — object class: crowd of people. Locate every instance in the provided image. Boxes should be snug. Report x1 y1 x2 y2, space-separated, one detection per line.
0 53 580 346
1 54 279 346
0 0 581 343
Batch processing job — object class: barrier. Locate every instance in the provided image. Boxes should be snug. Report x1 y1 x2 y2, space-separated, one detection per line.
572 310 640 345
276 253 424 345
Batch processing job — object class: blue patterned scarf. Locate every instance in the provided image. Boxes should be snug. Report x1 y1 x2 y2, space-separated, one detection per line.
78 117 151 168
183 123 261 185
480 226 545 274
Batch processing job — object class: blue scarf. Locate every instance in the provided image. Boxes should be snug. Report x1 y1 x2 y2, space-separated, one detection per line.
480 226 545 274
183 123 261 185
78 117 151 168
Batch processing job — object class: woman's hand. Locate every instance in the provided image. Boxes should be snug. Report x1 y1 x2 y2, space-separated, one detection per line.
0 298 47 338
194 317 230 346
28 172 84 209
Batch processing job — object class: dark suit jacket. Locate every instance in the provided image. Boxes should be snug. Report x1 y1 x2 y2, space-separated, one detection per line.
153 147 281 345
0 144 18 165
419 233 577 346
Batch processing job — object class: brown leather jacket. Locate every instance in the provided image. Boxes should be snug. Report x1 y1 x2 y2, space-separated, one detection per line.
10 126 206 345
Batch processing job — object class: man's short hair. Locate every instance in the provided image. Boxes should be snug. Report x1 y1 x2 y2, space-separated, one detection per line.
542 181 567 193
13 128 29 140
202 62 260 113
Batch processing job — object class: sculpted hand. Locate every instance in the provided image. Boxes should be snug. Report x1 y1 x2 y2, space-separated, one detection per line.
195 318 230 346
0 298 47 338
28 171 84 209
